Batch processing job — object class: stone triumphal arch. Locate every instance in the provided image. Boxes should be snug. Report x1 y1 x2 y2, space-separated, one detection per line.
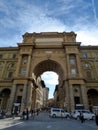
0 31 98 114
9 31 87 114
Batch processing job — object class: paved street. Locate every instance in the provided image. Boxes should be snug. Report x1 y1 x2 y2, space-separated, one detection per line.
0 112 98 130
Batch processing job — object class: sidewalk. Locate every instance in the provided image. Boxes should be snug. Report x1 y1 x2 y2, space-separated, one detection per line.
0 111 49 122
0 116 23 130
0 116 20 121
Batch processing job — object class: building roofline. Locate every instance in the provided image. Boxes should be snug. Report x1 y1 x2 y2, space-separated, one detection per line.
80 45 98 50
0 46 18 51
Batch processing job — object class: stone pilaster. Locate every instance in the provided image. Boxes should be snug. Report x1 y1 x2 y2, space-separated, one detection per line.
81 84 88 109
26 55 31 76
66 54 70 78
1 61 6 79
31 87 36 110
76 54 82 77
93 59 98 79
20 84 27 112
26 83 32 110
69 84 75 112
7 84 16 115
15 54 22 76
65 82 70 111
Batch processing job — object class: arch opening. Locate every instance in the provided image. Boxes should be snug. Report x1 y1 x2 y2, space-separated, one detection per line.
41 71 58 99
33 59 64 108
87 89 98 112
0 88 11 97
0 88 11 110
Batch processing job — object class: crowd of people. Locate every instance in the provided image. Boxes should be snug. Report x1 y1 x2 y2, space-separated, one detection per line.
21 109 39 120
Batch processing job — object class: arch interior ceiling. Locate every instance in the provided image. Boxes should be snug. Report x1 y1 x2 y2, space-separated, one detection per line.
87 89 98 95
34 60 64 79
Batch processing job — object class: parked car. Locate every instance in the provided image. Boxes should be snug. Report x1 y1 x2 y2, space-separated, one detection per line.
49 108 71 118
72 109 95 120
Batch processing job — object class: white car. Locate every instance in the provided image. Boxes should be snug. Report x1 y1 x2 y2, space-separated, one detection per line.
49 108 71 118
72 109 95 120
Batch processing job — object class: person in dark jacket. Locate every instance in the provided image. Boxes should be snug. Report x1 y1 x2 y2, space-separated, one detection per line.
95 113 98 126
22 110 26 120
26 108 29 120
80 111 85 123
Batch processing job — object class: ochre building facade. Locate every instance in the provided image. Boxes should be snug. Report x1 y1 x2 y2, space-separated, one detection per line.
0 31 98 114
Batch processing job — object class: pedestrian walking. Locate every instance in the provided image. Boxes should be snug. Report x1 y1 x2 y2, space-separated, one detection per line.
22 110 26 120
26 108 29 120
37 109 39 116
95 113 98 126
80 111 85 123
12 111 15 119
1 110 5 118
31 109 35 119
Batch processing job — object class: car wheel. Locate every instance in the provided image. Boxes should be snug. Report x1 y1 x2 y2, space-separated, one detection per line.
66 115 70 118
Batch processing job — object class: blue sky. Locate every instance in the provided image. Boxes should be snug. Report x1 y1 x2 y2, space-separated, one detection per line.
0 0 98 47
41 72 58 99
0 0 98 98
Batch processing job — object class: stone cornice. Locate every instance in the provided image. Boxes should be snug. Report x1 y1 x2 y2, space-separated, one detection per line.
80 46 98 50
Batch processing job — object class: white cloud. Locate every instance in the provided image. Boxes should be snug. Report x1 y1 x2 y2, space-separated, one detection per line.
91 0 98 23
76 27 98 45
15 3 65 33
41 72 58 85
0 0 98 47
29 18 65 33
41 71 58 98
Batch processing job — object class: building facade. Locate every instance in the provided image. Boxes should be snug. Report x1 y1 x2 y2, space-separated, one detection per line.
43 87 49 108
0 31 98 114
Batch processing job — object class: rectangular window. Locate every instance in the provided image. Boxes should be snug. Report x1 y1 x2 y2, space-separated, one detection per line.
21 69 26 75
70 59 75 64
71 69 76 76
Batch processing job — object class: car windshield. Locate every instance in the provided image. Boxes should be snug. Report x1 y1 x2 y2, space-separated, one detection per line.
74 109 92 114
53 110 60 112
